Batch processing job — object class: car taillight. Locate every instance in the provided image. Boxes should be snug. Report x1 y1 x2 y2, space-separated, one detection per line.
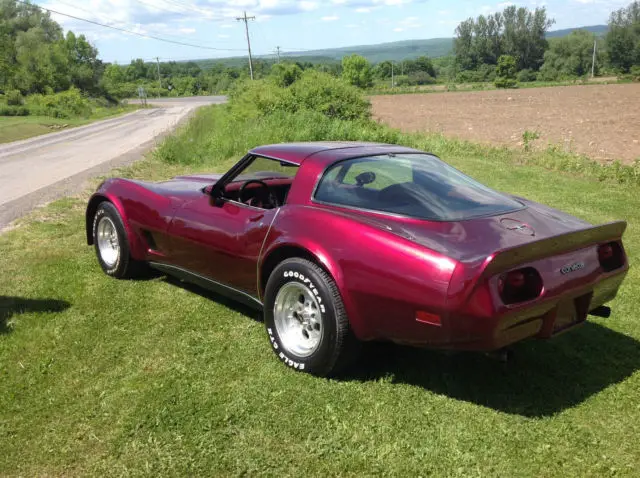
598 242 624 272
498 267 543 305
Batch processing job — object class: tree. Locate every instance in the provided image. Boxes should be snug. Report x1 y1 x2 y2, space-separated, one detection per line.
14 27 69 93
374 60 393 79
494 54 518 88
101 63 124 90
606 1 640 73
539 31 602 80
454 18 476 70
405 56 437 77
341 54 373 89
0 0 68 93
64 31 101 93
454 6 554 73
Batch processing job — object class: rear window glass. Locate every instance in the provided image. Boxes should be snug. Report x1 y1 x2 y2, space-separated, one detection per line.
314 154 523 221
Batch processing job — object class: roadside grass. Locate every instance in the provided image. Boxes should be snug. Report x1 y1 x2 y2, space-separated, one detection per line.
2 105 640 476
0 105 141 144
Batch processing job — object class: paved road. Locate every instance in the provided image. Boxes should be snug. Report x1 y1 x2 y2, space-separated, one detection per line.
0 96 226 229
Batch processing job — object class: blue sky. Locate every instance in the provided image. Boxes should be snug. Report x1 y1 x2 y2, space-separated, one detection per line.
36 0 629 64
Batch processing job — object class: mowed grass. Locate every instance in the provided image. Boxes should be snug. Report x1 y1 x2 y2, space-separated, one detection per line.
0 105 141 144
2 108 640 476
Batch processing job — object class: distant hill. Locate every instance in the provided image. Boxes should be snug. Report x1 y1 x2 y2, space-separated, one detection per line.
193 24 609 68
281 37 454 63
546 24 608 38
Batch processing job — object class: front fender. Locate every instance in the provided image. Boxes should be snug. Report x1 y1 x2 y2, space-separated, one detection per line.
85 179 173 261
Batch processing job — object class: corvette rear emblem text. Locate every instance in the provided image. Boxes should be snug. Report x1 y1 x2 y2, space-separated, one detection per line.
500 218 535 236
561 262 585 275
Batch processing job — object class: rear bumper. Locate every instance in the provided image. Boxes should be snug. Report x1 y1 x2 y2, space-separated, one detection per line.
442 269 628 351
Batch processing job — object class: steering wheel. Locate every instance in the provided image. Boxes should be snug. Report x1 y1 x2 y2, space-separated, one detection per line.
238 179 278 209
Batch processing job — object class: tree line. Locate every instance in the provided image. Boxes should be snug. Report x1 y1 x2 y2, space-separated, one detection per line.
451 1 640 85
0 0 102 95
2 0 640 111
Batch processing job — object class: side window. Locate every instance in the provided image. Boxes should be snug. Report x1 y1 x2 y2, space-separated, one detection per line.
225 156 299 209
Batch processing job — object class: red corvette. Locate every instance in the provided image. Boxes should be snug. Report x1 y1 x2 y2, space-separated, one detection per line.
86 142 629 376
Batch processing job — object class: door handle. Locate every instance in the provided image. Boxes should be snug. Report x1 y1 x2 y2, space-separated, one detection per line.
249 214 264 222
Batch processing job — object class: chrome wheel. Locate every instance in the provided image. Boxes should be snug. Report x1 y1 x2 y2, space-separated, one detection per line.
274 282 323 357
96 216 120 267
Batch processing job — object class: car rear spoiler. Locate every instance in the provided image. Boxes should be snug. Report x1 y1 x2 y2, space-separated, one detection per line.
482 221 627 277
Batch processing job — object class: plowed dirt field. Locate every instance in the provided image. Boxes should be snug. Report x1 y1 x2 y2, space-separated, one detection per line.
371 83 640 163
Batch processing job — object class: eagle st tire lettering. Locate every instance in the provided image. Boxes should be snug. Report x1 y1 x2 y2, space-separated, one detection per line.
267 327 305 370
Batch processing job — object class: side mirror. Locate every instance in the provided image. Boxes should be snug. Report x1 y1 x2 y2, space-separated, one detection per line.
208 184 226 207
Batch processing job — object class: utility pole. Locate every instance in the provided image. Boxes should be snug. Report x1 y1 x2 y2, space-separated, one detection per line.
591 39 597 79
236 11 256 80
155 57 161 98
275 46 281 64
391 62 394 89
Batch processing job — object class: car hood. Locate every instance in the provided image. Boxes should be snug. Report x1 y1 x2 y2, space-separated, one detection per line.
131 171 293 203
129 173 223 203
333 197 592 263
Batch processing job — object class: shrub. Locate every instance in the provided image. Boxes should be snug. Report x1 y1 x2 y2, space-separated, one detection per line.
286 71 371 120
623 65 640 82
517 69 537 82
0 105 29 116
397 71 437 86
341 54 373 89
494 77 518 88
25 88 92 118
270 63 303 87
5 90 24 106
228 71 370 122
227 80 288 119
455 64 496 83
495 55 518 89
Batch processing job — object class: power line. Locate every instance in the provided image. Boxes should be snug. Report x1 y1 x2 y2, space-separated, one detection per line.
54 0 222 46
279 47 317 52
133 0 237 23
19 0 245 52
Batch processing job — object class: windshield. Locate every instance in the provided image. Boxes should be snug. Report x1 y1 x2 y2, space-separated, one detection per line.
230 156 299 182
314 154 523 221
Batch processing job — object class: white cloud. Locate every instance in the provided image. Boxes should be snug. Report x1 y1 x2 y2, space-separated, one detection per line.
395 15 422 29
179 27 196 34
321 15 340 21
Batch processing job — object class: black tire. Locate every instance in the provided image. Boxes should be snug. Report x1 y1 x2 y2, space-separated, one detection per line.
92 201 145 279
264 258 360 377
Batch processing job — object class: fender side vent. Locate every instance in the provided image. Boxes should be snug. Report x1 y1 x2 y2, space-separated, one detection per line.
142 230 158 251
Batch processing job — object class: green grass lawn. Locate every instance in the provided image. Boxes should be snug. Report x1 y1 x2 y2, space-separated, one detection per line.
0 105 140 144
1 107 640 476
